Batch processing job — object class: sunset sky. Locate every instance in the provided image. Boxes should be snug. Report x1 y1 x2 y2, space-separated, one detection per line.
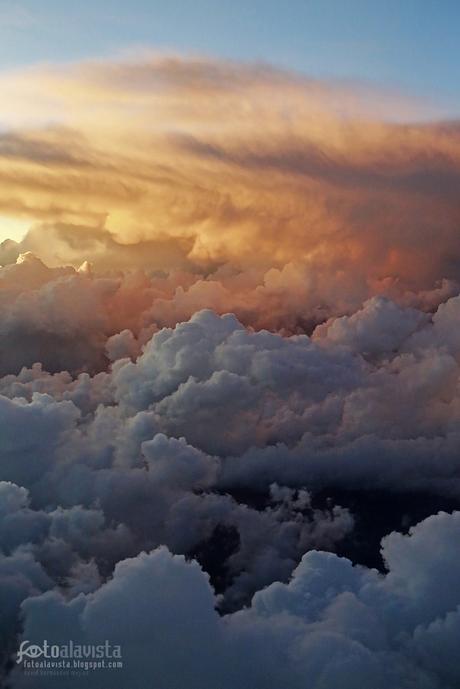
3 4 460 689
1 0 459 106
1 1 460 245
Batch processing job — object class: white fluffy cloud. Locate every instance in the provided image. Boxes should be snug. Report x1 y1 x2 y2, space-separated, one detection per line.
2 252 460 685
9 511 460 689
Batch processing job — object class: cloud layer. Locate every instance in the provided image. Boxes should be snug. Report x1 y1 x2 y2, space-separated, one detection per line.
2 252 460 686
1 56 460 297
9 512 460 689
1 54 460 688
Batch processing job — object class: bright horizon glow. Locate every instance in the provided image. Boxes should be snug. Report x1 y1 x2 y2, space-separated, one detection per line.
0 216 31 245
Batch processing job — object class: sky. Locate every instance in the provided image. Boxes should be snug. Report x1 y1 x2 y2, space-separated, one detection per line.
0 0 459 111
4 4 460 689
1 0 459 243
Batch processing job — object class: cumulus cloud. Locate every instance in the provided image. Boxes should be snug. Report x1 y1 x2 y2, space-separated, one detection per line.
2 294 460 687
7 511 460 689
1 287 460 680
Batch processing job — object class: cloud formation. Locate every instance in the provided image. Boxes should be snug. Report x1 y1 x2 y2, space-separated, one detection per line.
2 264 460 683
9 511 460 689
1 55 460 303
1 54 460 687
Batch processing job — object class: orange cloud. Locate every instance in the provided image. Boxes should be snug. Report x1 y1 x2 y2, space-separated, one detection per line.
0 55 459 314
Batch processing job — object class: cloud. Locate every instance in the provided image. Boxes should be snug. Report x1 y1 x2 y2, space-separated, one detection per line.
1 54 460 687
0 56 459 303
1 290 460 669
8 511 460 689
312 296 428 358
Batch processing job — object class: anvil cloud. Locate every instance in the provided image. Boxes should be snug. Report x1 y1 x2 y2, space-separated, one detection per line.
1 56 460 290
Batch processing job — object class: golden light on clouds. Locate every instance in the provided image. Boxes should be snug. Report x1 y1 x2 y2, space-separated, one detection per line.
0 214 30 244
0 55 459 296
